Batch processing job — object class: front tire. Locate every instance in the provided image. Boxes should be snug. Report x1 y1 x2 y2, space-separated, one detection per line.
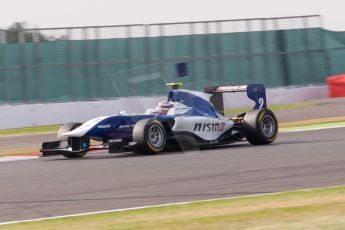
57 122 87 158
243 109 278 145
62 151 87 158
57 123 82 141
133 119 167 155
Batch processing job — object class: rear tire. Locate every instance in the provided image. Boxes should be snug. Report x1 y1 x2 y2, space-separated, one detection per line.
133 119 166 155
243 109 278 145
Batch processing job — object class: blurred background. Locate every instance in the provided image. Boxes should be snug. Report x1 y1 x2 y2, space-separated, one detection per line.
1 14 345 104
2 0 345 129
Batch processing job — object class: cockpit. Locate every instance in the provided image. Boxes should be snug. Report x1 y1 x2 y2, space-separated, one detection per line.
145 85 219 118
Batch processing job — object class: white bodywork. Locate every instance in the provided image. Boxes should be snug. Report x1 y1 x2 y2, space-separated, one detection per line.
167 102 191 115
178 89 212 101
172 116 233 141
61 89 233 141
62 116 110 137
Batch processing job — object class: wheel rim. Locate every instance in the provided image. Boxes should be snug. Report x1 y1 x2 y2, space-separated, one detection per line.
261 115 276 138
148 125 164 148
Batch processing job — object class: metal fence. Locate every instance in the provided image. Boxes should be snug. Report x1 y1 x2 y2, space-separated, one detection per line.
0 15 339 104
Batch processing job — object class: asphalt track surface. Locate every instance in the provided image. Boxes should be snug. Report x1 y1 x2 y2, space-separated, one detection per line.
0 127 345 223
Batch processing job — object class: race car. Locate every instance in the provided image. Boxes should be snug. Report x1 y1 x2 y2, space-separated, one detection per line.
41 83 278 158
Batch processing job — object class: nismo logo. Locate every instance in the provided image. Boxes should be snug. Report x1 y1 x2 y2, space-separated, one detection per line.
193 123 225 132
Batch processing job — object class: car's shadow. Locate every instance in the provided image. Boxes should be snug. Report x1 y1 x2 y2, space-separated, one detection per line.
42 136 344 161
42 142 253 161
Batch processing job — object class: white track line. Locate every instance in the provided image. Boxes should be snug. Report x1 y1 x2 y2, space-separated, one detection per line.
0 156 39 163
0 184 343 226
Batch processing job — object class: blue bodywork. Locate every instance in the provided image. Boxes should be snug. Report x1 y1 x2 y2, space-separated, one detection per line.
84 114 175 141
82 84 265 141
169 90 217 118
41 83 272 157
84 89 219 141
247 84 267 109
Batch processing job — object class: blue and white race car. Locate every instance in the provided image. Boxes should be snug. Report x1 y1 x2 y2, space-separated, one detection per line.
41 83 278 158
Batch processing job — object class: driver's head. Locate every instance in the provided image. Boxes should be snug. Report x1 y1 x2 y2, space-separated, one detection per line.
172 84 179 90
156 101 174 115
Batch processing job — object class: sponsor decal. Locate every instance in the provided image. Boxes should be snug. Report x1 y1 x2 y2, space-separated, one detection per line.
109 139 122 143
216 85 247 92
193 122 225 132
98 124 111 129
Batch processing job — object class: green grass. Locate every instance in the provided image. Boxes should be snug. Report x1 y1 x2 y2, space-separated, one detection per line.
1 185 344 230
0 125 60 136
280 121 345 132
279 116 345 128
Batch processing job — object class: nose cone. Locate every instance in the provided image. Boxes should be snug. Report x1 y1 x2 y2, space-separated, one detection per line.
62 116 110 137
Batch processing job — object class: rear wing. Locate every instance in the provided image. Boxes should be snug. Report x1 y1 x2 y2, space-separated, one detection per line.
204 84 267 116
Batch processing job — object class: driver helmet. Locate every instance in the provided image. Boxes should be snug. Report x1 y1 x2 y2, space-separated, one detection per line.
154 101 174 115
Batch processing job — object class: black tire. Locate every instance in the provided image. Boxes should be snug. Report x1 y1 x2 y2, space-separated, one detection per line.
62 151 87 158
132 119 167 155
57 122 82 141
57 122 87 158
242 109 278 145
